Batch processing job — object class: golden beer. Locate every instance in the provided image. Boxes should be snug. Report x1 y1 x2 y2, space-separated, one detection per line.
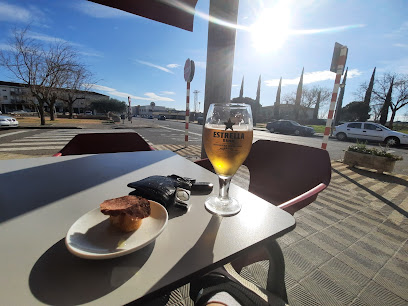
203 127 253 176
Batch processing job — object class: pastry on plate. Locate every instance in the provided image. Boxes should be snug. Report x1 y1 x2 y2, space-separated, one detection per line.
100 195 151 232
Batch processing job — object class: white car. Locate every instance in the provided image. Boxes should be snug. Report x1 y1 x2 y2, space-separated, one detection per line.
334 122 408 146
0 115 19 128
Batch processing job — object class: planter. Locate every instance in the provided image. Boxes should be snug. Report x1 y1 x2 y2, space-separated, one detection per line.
343 150 396 173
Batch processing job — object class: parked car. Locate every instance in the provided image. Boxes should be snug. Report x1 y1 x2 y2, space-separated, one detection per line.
334 122 408 146
84 111 93 115
266 120 314 136
148 115 154 119
158 115 166 120
0 115 19 128
197 117 204 125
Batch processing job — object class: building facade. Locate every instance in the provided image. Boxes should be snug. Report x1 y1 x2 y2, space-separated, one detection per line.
0 81 109 114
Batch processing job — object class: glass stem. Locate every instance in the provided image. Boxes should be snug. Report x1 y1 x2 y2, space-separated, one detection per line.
218 176 232 201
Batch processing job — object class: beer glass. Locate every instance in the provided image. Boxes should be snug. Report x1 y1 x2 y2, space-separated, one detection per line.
203 103 253 216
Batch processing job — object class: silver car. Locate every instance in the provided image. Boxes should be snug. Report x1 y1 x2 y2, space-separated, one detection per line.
0 115 19 128
333 122 408 146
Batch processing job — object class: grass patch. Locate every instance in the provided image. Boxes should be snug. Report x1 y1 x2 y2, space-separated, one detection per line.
307 125 325 133
395 129 408 134
18 116 104 125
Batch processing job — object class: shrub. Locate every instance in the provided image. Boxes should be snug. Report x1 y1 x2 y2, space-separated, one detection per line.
347 142 403 161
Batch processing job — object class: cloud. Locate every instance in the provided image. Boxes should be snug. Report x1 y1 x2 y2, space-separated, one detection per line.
22 31 103 57
194 61 206 69
0 2 31 22
0 43 13 51
0 2 46 25
378 57 408 74
86 84 175 102
394 43 408 48
264 69 362 87
77 50 104 58
137 60 174 74
72 1 133 18
26 32 70 44
291 24 366 35
386 21 408 38
144 93 174 101
167 64 180 69
161 91 176 95
86 84 116 92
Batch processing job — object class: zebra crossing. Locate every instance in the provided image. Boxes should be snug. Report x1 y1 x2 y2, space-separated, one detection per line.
0 129 138 155
0 129 78 153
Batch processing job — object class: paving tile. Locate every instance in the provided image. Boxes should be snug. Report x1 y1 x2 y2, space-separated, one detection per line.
277 230 305 246
336 247 384 279
356 281 407 306
319 257 370 296
287 283 321 306
307 231 349 256
290 239 333 267
374 266 408 300
300 212 334 231
299 269 355 305
283 247 319 281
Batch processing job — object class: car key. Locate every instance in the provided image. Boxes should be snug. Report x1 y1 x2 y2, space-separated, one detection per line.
191 182 214 195
174 187 191 210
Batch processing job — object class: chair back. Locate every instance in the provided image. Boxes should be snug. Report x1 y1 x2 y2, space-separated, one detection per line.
195 140 331 215
243 140 331 214
57 132 153 156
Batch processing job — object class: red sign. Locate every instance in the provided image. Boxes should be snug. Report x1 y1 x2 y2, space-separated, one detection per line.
330 42 348 75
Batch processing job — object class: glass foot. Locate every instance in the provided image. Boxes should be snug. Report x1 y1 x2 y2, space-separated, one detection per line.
204 195 241 216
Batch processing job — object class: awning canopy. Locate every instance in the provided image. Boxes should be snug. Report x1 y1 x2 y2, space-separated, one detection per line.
89 0 198 31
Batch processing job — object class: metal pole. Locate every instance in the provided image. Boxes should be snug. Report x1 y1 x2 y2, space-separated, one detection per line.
201 0 239 158
185 81 190 147
321 46 348 150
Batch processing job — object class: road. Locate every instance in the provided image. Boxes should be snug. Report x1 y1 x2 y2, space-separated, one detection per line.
1 118 407 175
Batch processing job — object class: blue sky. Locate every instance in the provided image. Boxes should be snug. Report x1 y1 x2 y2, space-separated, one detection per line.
0 0 407 118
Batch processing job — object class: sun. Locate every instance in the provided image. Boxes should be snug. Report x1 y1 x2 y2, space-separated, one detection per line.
250 5 291 52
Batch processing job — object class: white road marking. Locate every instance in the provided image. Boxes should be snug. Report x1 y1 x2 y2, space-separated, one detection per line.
12 138 73 142
0 146 63 151
0 142 67 146
23 136 74 139
0 129 36 138
160 126 202 136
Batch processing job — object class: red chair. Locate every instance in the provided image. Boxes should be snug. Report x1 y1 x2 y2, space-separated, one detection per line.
53 132 153 156
194 140 331 303
195 139 331 215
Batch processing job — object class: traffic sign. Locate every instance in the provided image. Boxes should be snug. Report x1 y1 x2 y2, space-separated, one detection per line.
330 42 348 75
184 58 195 83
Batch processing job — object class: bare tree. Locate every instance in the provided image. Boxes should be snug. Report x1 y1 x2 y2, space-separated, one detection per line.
302 86 331 119
373 72 408 129
282 85 331 120
0 27 90 124
60 66 93 119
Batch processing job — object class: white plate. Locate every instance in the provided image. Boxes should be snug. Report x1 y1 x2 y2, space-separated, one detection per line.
65 200 168 259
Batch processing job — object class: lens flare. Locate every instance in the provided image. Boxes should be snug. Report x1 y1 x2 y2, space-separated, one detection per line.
250 6 291 52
